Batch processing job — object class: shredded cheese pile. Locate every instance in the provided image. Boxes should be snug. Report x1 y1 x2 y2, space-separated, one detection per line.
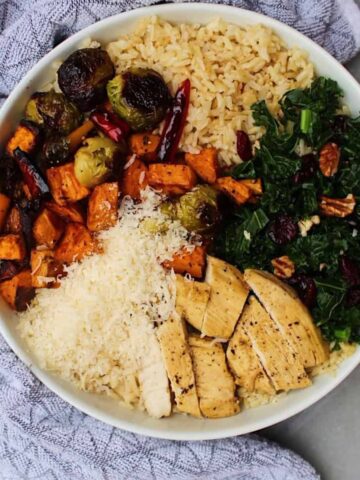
18 189 191 416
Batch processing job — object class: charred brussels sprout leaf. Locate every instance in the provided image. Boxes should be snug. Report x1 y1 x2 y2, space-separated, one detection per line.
41 136 71 169
107 68 171 131
74 136 118 188
25 89 82 135
58 48 115 111
162 185 220 233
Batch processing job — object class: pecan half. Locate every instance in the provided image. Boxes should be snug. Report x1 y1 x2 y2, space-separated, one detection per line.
319 194 356 218
319 142 340 177
271 255 295 279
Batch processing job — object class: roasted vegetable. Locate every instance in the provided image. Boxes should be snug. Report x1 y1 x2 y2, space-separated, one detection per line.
184 148 219 184
25 89 82 135
0 194 11 231
32 208 65 248
30 249 63 288
0 260 22 282
122 157 148 199
41 136 71 169
107 68 171 131
90 109 130 143
54 223 97 263
156 79 190 163
162 185 219 233
45 201 85 224
129 133 160 161
215 176 252 206
6 121 40 157
13 148 49 198
0 270 35 311
46 162 90 205
87 182 119 232
0 234 26 261
67 119 95 152
148 164 197 196
74 137 119 188
162 245 206 278
58 48 115 111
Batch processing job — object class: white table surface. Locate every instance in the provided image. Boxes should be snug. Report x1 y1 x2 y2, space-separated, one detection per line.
262 50 360 480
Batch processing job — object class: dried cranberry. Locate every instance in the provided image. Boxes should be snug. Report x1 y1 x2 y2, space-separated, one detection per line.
288 273 317 308
331 115 348 136
346 287 360 307
268 214 298 245
236 130 252 161
339 255 360 287
293 154 318 184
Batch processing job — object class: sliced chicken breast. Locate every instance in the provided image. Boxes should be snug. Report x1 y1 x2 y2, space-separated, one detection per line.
227 322 275 395
241 296 311 391
202 256 249 339
157 314 201 417
244 269 329 368
175 274 210 331
188 334 240 418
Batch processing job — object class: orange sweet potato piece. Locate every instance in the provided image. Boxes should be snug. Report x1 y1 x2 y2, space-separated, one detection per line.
46 162 90 206
122 157 148 200
184 148 219 184
32 208 65 248
162 246 206 278
67 119 95 153
31 249 63 288
0 193 11 231
54 223 96 263
0 270 35 311
87 182 119 232
215 177 252 206
5 122 39 156
238 178 263 195
129 133 160 161
148 164 197 196
4 206 21 234
0 234 25 260
44 201 85 224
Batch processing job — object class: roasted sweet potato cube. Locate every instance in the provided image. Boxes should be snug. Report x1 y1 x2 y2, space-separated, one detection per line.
31 249 63 288
215 177 252 206
44 201 85 224
148 164 197 196
0 270 35 311
129 133 160 161
163 246 206 278
46 162 90 206
239 178 263 195
33 209 65 248
54 223 96 263
184 148 219 184
122 157 148 200
4 206 21 234
87 182 119 232
0 234 25 260
5 121 39 157
0 193 11 231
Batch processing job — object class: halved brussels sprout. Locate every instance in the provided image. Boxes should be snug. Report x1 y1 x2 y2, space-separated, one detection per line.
58 48 115 111
162 185 220 233
25 89 82 135
74 137 118 188
107 68 171 131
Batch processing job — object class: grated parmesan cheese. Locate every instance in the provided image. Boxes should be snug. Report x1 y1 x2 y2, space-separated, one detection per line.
18 189 192 418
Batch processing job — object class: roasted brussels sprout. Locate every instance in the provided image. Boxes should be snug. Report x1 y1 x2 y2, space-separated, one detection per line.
107 68 171 131
162 185 220 233
57 48 115 111
41 136 71 169
74 136 118 188
25 89 82 135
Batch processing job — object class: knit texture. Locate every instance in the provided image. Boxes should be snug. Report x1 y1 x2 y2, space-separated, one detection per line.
0 1 359 479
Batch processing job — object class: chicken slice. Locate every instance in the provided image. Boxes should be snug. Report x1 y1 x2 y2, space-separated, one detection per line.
202 256 249 339
241 297 311 391
188 334 240 418
227 322 275 395
136 324 172 418
175 275 210 331
157 314 201 417
244 269 329 368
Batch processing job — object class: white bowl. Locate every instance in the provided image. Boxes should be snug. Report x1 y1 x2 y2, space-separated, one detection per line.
0 2 359 441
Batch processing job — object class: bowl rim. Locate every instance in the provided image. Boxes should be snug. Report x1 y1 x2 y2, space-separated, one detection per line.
0 2 360 441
